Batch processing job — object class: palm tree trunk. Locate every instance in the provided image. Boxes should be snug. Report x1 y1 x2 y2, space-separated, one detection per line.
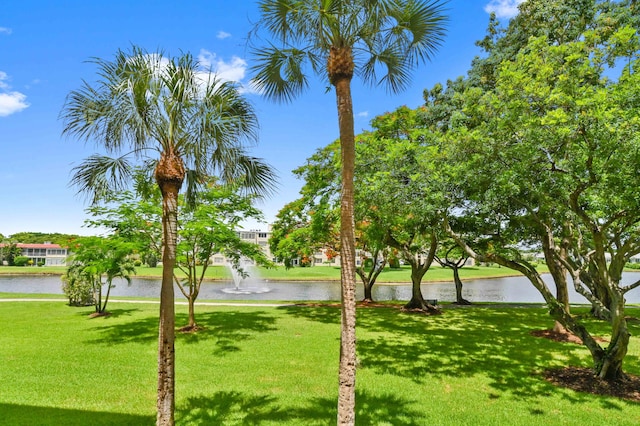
157 187 178 426
334 74 357 426
156 151 184 426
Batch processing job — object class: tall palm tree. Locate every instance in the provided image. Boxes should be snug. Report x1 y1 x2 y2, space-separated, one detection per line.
61 46 275 426
250 1 447 423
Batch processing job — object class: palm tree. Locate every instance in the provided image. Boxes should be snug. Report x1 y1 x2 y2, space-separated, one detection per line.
61 46 275 426
250 1 447 423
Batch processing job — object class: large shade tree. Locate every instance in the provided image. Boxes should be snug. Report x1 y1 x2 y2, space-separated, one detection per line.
61 47 275 425
250 2 447 422
446 5 640 380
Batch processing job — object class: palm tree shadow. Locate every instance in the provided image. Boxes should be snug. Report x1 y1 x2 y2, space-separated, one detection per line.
289 390 425 425
177 390 423 425
177 392 290 425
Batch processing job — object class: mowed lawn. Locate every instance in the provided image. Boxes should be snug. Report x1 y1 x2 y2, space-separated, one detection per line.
1 300 639 425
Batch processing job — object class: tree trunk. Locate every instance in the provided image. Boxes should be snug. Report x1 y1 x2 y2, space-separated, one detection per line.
404 270 428 310
101 278 113 313
333 71 357 425
595 293 630 380
452 267 470 305
356 269 374 303
404 264 437 312
363 282 373 303
156 151 184 426
188 295 196 329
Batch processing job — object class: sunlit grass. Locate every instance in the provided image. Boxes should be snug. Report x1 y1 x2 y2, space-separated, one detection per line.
1 301 639 425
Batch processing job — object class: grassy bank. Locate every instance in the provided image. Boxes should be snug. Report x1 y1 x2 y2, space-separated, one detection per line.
0 264 537 283
0 300 638 425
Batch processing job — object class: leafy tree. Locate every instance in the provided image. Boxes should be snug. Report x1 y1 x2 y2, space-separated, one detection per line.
269 198 330 268
86 183 272 331
446 6 640 380
250 2 448 420
0 242 22 266
63 236 136 314
61 46 275 425
274 139 390 301
174 184 273 330
357 106 447 312
8 232 79 246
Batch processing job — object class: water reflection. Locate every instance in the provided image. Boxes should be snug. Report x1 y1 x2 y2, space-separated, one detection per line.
2 273 640 304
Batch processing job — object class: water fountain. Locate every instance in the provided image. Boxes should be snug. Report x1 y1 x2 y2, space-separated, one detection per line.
220 258 271 295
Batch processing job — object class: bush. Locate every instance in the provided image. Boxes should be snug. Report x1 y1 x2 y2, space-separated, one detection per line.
13 256 30 267
388 257 401 269
144 253 158 267
61 272 94 306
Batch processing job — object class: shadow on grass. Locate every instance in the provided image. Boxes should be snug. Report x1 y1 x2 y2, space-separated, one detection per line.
87 309 278 356
0 403 153 426
177 390 423 425
178 310 278 355
279 304 637 409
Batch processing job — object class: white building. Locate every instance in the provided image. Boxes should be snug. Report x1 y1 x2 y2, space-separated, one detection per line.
0 242 68 266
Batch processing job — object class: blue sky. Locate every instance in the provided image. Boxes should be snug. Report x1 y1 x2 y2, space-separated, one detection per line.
0 0 523 237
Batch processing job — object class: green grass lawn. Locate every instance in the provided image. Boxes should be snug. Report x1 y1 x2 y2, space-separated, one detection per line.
1 300 639 425
0 264 540 283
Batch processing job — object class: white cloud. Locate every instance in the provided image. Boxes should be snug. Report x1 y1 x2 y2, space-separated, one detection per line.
0 71 29 116
216 31 231 40
0 92 29 116
0 27 12 35
357 111 369 118
484 0 526 19
197 49 257 92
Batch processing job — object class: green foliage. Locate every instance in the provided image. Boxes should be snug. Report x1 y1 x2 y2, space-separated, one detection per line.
61 269 94 306
6 232 79 247
0 243 22 266
65 236 136 313
12 256 30 267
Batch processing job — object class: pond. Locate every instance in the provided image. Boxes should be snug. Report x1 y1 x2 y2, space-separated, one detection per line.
2 273 640 303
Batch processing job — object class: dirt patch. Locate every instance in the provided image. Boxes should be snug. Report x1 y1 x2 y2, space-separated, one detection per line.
178 324 206 333
88 311 111 318
530 328 584 344
530 328 609 345
544 367 640 402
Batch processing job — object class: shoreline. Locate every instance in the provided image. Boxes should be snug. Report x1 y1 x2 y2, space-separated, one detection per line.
0 270 532 285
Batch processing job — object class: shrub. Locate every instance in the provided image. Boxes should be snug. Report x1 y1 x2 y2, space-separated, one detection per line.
61 271 94 306
388 257 401 269
13 256 30 266
144 253 158 267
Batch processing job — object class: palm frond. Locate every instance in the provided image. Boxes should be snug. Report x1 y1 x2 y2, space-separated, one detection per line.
70 154 133 204
249 45 310 103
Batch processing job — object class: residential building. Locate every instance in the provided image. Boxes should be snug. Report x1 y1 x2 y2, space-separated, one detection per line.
210 230 274 265
0 242 68 266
